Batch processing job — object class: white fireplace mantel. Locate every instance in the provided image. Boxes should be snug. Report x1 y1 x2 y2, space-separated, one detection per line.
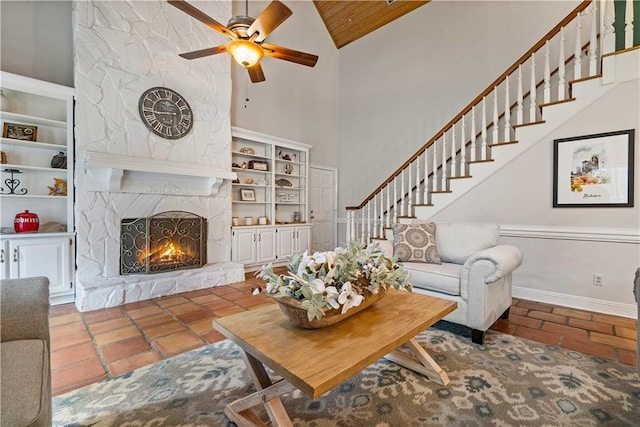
82 151 237 196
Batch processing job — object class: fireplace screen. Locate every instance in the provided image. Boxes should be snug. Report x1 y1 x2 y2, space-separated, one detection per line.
120 211 207 275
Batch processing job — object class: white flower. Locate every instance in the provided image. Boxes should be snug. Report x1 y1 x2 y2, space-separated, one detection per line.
338 282 364 314
309 278 340 309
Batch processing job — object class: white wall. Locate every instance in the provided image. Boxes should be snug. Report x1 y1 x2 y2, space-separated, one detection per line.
432 78 640 316
0 1 73 86
230 0 339 168
338 0 581 212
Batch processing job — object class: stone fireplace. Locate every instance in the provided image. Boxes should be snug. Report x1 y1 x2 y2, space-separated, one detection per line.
72 1 243 312
121 211 207 275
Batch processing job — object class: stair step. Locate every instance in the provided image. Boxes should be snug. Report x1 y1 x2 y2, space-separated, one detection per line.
467 159 494 164
448 175 472 180
430 190 453 194
513 120 545 129
539 98 576 110
489 140 518 147
413 203 434 207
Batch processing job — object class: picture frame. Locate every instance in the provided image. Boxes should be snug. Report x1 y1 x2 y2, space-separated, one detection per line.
553 129 634 207
240 188 256 201
3 123 38 142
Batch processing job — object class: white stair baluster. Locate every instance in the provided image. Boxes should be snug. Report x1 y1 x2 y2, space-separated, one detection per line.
346 211 352 243
589 1 598 76
492 88 499 145
529 53 537 122
386 182 391 228
470 107 477 162
453 124 459 177
625 0 635 49
602 0 615 55
503 77 511 141
373 194 377 238
393 176 398 223
543 41 551 104
558 27 566 100
415 156 421 204
431 141 438 191
366 202 371 243
361 209 365 244
380 190 385 237
574 11 583 80
516 65 524 125
460 115 467 174
407 163 413 216
423 147 429 203
441 134 448 189
481 97 487 160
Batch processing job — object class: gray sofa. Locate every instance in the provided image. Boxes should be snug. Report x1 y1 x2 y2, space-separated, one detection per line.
1 276 52 427
377 222 523 344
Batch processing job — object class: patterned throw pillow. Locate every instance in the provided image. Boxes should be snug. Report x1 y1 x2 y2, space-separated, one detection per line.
391 222 442 264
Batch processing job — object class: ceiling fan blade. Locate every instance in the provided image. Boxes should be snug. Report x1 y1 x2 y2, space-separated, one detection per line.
247 1 292 43
247 62 266 83
179 45 227 60
261 43 318 68
167 0 236 40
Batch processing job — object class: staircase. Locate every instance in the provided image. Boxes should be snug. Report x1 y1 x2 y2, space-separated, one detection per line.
345 0 639 243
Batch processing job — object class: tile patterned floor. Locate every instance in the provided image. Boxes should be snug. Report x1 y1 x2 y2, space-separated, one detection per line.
49 273 638 397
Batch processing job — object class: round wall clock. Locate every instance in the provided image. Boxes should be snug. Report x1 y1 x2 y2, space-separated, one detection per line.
138 87 193 139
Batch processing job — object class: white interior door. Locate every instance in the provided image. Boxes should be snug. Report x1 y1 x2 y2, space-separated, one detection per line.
309 166 337 252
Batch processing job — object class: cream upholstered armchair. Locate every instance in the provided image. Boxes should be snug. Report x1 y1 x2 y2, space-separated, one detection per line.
378 222 523 345
1 277 51 427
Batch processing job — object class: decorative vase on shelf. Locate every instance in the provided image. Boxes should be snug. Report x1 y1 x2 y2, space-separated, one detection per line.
50 152 67 169
275 285 388 329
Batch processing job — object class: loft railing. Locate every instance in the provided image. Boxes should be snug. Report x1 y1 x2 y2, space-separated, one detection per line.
345 0 637 244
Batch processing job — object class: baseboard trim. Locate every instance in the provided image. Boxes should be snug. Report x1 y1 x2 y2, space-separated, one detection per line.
500 224 639 244
512 286 637 319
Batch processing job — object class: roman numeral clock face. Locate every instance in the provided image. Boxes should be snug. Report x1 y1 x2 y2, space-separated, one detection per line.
138 87 193 139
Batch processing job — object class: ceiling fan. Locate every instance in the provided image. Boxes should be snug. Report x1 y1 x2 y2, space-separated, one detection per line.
167 0 318 83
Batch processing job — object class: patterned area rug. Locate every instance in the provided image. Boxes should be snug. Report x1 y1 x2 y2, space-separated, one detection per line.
53 321 640 426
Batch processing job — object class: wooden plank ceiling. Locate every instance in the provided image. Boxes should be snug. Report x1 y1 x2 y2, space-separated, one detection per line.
313 0 431 49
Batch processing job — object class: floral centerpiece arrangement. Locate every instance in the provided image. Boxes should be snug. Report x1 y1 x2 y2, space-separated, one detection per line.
254 241 411 322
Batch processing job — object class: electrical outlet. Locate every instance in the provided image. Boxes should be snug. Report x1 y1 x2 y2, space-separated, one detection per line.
593 274 604 286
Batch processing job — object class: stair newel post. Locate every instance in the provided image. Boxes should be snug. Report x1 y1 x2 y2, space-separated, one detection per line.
407 162 413 214
480 97 487 161
602 0 616 55
460 115 467 175
400 169 406 217
347 210 354 243
492 88 499 146
440 133 448 189
516 65 524 125
503 77 511 141
558 26 566 101
385 182 391 229
625 0 635 49
423 147 429 203
415 155 421 204
574 11 583 80
393 175 398 224
589 1 599 76
529 53 537 123
470 107 477 163
450 124 457 177
543 41 551 104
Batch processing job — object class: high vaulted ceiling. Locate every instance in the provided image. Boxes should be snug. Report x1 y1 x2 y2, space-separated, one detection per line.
313 0 431 49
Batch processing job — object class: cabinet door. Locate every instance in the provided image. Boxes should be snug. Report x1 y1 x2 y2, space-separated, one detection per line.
277 227 295 259
295 226 311 254
257 228 277 263
9 237 71 296
0 240 8 280
232 228 257 264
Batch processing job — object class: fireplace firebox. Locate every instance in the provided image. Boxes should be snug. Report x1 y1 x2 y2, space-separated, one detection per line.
120 211 206 275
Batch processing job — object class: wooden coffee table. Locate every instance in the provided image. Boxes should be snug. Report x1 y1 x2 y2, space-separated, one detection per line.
214 289 457 426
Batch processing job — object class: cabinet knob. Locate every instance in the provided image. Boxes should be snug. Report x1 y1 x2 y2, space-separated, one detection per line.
13 248 18 262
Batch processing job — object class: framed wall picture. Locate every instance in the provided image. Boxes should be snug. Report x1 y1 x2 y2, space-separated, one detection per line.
553 129 635 207
240 188 256 201
3 123 38 141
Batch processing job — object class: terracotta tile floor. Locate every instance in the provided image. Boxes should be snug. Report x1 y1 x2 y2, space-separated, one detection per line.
49 273 638 397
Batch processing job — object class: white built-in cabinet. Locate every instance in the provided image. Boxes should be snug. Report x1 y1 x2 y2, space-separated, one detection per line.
230 127 311 270
0 71 75 305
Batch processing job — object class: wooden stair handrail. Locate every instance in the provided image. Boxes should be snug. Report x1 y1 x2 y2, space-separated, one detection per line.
345 0 592 211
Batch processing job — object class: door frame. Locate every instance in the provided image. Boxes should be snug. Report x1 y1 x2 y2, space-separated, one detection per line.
309 164 338 251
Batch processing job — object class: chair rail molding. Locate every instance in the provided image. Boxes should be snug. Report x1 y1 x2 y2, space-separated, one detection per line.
499 224 640 244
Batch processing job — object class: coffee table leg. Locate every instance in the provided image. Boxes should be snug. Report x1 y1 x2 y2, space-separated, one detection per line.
384 338 450 386
224 351 296 427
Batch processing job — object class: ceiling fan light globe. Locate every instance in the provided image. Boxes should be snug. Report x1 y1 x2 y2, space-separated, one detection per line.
228 40 264 68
